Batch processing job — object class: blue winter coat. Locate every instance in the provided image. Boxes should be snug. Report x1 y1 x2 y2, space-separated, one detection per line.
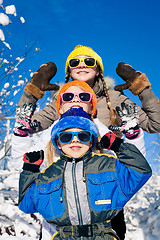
18 143 152 238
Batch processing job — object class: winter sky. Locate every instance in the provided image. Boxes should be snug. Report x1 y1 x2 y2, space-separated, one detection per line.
1 0 160 170
2 0 160 99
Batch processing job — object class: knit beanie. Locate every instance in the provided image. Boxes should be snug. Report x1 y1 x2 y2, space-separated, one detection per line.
56 80 97 116
65 45 103 74
51 107 99 149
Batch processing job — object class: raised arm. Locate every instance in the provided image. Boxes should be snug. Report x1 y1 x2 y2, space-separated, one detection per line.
17 62 60 133
114 62 160 133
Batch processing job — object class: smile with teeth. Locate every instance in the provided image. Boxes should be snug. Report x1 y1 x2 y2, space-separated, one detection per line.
70 145 81 151
71 105 81 108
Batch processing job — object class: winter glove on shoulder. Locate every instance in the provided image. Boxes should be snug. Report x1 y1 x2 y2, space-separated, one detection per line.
24 62 59 99
97 132 123 152
108 103 141 140
13 103 40 137
23 150 44 172
115 62 151 95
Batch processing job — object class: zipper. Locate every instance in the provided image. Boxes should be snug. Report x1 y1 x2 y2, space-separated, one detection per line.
72 159 83 226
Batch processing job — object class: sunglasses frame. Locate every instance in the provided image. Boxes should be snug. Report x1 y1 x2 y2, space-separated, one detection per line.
60 92 93 103
57 130 93 144
68 57 97 68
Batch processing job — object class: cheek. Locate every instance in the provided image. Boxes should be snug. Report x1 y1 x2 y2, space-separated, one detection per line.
82 144 90 153
69 69 75 78
82 103 93 114
60 102 70 113
61 144 70 154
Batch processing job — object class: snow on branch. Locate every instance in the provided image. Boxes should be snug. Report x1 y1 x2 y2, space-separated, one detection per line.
0 2 25 49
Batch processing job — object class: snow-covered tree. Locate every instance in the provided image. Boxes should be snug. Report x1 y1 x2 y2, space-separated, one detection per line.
0 0 40 158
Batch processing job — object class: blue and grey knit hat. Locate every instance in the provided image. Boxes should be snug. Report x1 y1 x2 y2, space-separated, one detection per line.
51 107 99 149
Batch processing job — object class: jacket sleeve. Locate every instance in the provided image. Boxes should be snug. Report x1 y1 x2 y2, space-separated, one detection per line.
18 170 39 214
124 128 146 157
113 87 160 133
11 134 33 172
11 129 51 172
18 90 59 133
138 87 160 133
115 143 152 200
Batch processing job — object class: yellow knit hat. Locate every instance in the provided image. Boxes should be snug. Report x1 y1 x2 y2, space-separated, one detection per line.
65 45 103 74
56 80 97 116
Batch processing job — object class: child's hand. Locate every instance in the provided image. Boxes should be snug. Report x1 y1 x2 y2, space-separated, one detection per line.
109 103 141 140
30 62 59 91
114 62 151 95
13 103 40 137
98 132 123 152
23 150 44 166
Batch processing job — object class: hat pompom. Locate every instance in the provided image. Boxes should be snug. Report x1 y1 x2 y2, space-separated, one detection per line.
60 107 90 119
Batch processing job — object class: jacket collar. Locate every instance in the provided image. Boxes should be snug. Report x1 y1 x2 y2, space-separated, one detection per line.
60 149 92 163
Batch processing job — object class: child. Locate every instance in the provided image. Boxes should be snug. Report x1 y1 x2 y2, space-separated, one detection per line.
18 107 152 240
13 80 145 168
13 80 145 240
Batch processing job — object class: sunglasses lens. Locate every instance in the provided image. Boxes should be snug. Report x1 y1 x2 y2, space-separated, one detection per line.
84 58 95 66
69 59 80 68
78 131 91 142
59 132 72 143
79 93 91 102
62 93 74 102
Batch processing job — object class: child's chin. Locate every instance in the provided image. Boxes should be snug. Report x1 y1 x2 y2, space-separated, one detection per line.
69 149 83 159
70 152 82 159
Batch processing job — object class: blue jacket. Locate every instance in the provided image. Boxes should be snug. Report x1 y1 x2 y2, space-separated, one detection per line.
19 143 151 235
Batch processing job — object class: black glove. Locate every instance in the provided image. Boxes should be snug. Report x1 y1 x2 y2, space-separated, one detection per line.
97 132 123 152
23 150 44 172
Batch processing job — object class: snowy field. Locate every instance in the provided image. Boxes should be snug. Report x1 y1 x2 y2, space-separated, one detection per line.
0 168 160 240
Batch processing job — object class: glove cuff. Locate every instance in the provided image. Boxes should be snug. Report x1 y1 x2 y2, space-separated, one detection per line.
125 128 141 140
13 128 29 137
23 162 40 172
24 83 45 99
128 73 151 96
110 137 123 152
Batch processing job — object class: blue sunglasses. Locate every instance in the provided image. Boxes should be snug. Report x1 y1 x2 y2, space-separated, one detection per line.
56 130 93 144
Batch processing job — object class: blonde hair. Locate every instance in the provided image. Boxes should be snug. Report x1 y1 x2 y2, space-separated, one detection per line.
46 139 61 165
46 140 55 165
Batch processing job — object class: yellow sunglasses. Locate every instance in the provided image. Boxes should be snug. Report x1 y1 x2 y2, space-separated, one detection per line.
68 57 97 68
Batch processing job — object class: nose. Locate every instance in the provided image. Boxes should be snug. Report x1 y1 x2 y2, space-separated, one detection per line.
78 59 86 68
72 135 79 142
72 94 80 102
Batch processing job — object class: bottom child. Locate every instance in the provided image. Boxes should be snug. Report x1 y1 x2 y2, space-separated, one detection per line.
18 107 152 239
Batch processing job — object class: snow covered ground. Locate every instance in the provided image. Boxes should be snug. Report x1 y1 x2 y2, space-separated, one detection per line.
0 167 160 240
124 174 160 240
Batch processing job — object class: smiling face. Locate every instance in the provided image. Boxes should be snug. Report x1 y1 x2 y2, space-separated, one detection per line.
69 55 99 88
59 85 93 115
57 128 92 158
